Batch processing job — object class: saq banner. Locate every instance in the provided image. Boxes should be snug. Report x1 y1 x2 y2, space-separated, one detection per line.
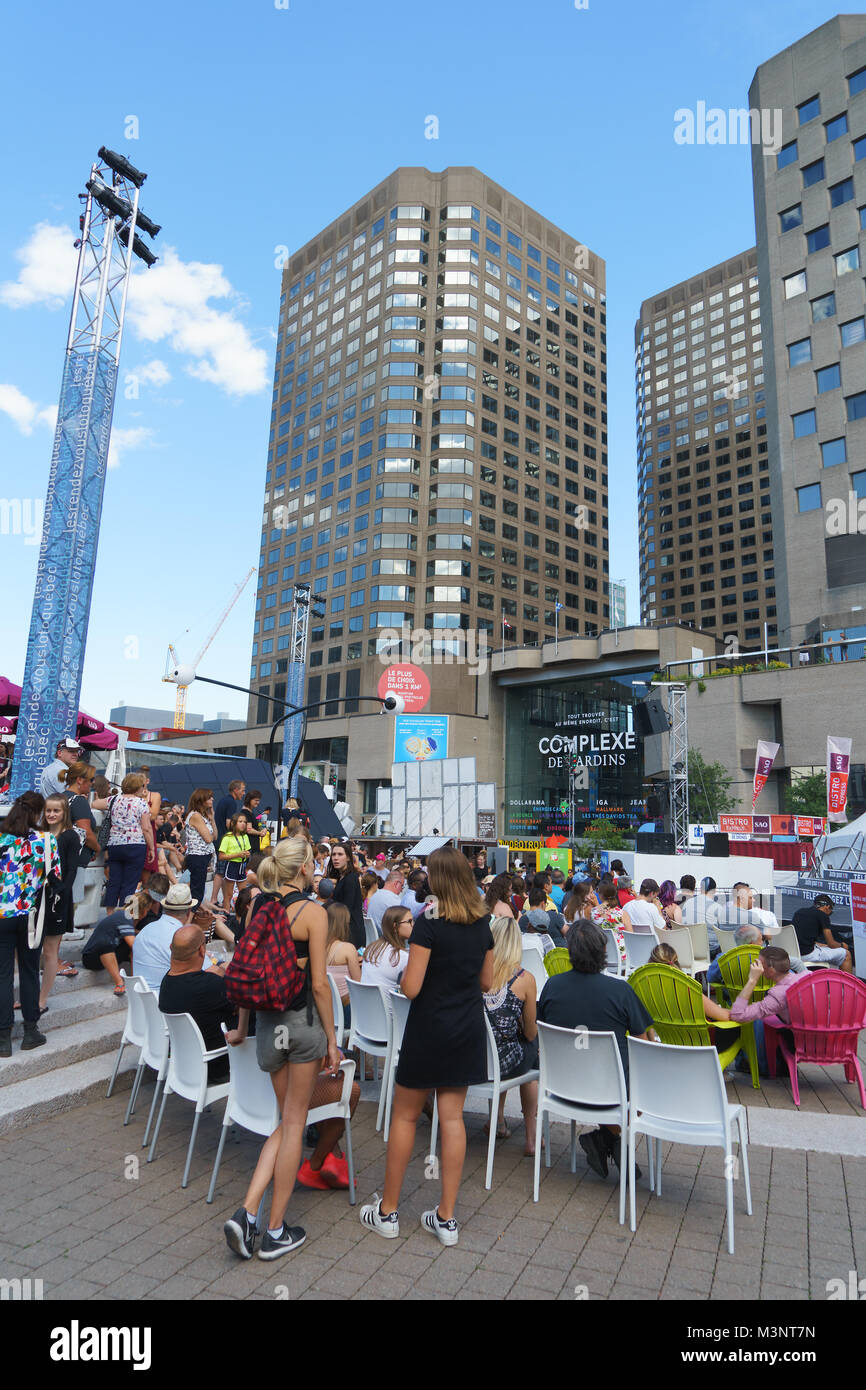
827 735 853 824
752 740 780 810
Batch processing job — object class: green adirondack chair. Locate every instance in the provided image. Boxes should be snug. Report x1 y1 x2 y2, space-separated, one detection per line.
544 947 571 976
628 962 745 1077
709 945 770 1089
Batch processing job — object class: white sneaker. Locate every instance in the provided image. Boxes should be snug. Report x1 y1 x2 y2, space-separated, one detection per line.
421 1207 459 1247
359 1193 400 1239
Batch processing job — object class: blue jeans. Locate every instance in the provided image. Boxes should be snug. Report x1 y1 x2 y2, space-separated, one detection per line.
105 843 147 908
185 853 212 906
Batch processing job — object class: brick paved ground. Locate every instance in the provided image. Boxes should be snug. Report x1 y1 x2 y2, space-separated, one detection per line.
1 1089 864 1301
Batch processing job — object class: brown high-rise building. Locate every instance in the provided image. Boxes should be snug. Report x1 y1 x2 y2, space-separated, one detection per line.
249 166 609 816
635 250 777 649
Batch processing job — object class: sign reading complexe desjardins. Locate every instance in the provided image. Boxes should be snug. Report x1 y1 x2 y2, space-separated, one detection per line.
504 676 649 840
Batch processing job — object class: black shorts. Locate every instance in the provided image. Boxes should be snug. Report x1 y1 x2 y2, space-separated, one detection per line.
81 938 132 971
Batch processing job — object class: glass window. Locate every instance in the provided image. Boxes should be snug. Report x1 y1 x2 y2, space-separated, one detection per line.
852 469 866 499
812 292 836 321
792 409 816 437
783 271 806 299
779 204 802 232
848 66 866 96
798 96 820 125
830 178 854 206
816 363 841 393
826 113 848 142
821 437 847 467
835 246 860 276
806 224 831 253
841 317 866 347
796 483 821 512
777 140 798 169
788 337 812 366
802 159 824 187
846 391 866 421
855 135 866 161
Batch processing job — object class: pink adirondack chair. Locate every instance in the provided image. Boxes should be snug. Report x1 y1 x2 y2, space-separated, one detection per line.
763 970 866 1109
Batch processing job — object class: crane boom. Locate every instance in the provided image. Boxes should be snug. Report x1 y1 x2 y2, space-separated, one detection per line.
161 568 256 729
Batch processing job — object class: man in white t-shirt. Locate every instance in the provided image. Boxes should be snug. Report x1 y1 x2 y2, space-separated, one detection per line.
366 873 405 931
133 883 196 992
623 880 666 934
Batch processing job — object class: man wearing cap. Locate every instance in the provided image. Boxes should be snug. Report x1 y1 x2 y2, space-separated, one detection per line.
79 877 168 995
133 881 199 993
792 893 853 971
40 738 83 799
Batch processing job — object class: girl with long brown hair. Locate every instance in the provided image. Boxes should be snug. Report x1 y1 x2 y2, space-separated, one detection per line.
359 845 494 1248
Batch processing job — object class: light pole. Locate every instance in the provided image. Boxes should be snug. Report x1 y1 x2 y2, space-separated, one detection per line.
164 664 405 840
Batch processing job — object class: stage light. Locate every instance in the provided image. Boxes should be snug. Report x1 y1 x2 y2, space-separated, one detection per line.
97 146 146 187
116 223 158 267
135 209 161 238
86 178 133 221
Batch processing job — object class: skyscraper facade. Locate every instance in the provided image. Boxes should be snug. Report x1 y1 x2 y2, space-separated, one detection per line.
750 14 866 652
251 167 609 793
635 250 775 648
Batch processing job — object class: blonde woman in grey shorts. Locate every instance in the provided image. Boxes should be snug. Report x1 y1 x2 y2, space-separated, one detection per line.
223 837 340 1262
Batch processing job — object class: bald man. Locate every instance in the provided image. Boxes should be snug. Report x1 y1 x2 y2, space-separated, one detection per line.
158 925 239 1082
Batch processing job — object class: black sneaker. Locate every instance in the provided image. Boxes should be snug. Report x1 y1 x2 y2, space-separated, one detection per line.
578 1129 609 1179
223 1207 258 1260
258 1223 306 1261
20 1022 47 1051
603 1132 642 1181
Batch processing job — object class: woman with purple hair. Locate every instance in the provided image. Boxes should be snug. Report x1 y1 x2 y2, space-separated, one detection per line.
658 879 682 926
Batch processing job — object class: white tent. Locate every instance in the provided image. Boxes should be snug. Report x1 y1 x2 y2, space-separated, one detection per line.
814 811 866 870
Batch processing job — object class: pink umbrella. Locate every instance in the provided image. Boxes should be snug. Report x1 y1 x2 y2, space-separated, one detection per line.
0 677 117 748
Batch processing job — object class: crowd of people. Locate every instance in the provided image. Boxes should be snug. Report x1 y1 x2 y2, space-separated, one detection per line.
0 749 860 1261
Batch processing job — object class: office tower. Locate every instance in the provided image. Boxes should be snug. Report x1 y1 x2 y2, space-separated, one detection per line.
750 14 866 651
635 251 775 648
251 167 608 770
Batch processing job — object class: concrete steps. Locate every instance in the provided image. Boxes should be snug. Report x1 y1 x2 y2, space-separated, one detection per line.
2 963 134 1133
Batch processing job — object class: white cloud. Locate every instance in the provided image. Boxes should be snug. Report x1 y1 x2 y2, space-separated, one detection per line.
0 384 56 435
108 426 155 471
1 224 268 398
136 359 171 387
127 249 268 396
0 223 77 310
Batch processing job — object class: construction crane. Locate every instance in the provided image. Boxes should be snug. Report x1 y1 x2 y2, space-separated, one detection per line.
163 567 256 728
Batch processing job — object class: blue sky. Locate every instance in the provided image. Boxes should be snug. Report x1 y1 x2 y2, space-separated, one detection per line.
0 0 839 724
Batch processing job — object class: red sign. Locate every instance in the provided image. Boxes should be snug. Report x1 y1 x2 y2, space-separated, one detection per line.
719 815 752 835
720 813 824 838
377 664 430 713
851 881 866 929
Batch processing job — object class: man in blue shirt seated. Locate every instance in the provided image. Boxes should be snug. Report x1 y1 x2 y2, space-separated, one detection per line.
538 920 654 1180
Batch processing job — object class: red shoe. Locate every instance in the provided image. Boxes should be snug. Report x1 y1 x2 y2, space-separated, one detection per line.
296 1160 331 1190
319 1153 350 1189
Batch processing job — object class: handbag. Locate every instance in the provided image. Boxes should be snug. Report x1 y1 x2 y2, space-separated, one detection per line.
27 835 62 950
96 795 118 851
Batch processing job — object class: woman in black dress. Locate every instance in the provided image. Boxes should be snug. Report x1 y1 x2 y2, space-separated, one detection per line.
38 795 80 1012
359 846 494 1247
327 843 364 951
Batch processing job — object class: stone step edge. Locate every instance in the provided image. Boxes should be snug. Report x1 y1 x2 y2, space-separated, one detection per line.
0 1052 138 1136
0 1013 127 1088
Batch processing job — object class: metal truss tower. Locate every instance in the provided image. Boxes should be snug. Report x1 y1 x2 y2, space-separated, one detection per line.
10 148 158 797
278 583 311 801
666 682 690 853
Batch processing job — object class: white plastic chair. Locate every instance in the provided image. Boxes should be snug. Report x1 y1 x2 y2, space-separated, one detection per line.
363 915 380 947
774 922 826 969
431 1013 539 1191
521 943 550 996
602 929 622 977
533 1023 632 1224
656 926 703 977
329 972 347 1048
683 920 711 968
382 990 411 1143
345 978 391 1131
127 986 170 1144
107 970 149 1100
147 1012 230 1187
626 1036 752 1255
206 1033 356 1206
623 931 658 975
713 926 740 956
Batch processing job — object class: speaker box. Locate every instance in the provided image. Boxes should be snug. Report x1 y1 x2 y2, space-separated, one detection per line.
633 697 669 738
488 846 510 874
703 832 730 857
640 832 675 855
